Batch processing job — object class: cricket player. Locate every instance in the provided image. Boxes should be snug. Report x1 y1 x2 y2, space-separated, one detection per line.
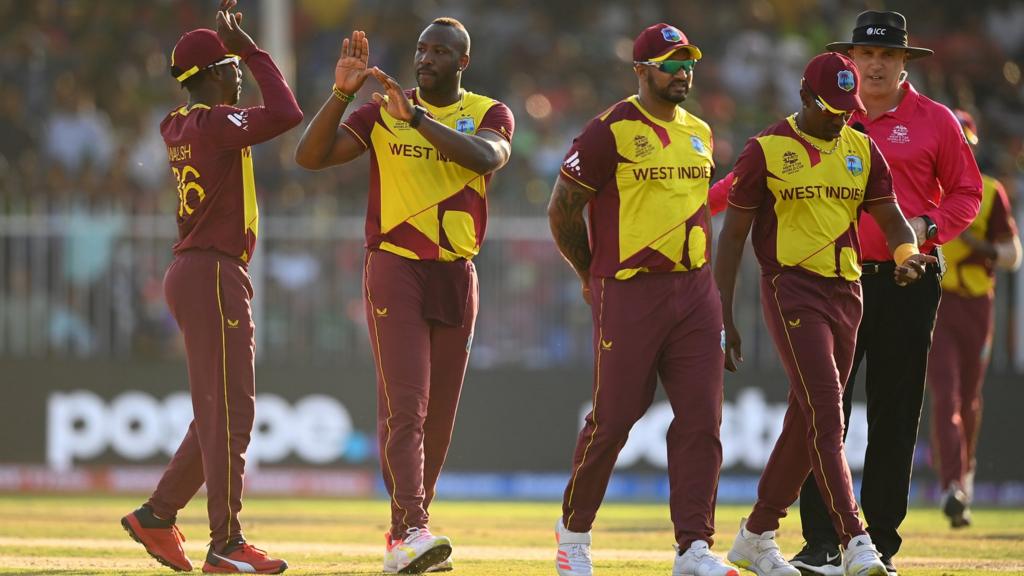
927 109 1021 528
549 23 735 576
792 13 983 576
120 1 302 573
294 18 513 574
714 52 935 576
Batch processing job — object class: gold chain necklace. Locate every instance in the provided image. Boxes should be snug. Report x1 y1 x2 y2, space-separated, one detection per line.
789 114 840 155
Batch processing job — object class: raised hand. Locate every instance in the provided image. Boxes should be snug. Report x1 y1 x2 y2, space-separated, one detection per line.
370 67 415 122
335 30 371 96
216 2 256 54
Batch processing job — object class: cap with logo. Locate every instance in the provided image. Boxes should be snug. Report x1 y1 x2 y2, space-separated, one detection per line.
802 52 865 114
633 23 702 62
826 10 933 60
170 28 235 84
954 109 979 145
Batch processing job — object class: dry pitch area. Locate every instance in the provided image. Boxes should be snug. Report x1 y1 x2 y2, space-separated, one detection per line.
0 495 1020 575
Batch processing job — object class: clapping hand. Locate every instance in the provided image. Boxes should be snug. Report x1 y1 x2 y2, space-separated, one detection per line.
215 0 256 54
370 67 416 123
335 30 371 96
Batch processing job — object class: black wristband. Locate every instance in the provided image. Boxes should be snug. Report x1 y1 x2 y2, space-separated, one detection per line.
409 105 427 128
920 214 938 240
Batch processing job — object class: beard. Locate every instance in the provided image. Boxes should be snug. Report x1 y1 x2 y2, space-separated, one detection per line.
649 74 689 104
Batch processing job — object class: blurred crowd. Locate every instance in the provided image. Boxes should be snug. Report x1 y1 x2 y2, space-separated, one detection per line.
1 0 1023 367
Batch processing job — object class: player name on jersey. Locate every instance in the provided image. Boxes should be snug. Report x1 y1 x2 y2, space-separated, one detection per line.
167 144 192 162
631 165 712 181
777 185 864 201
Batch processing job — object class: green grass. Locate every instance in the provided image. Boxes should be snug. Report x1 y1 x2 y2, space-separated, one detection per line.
0 495 1020 575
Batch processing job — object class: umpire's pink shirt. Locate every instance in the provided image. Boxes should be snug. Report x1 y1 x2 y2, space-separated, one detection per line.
855 82 981 261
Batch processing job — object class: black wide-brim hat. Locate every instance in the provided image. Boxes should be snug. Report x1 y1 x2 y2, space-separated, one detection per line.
826 10 933 59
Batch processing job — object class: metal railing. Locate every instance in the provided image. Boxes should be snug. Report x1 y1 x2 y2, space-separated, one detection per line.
1 211 1019 372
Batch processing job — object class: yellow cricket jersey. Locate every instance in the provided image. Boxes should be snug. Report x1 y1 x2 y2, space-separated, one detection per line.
940 174 1018 297
342 88 514 261
560 95 714 280
729 115 896 280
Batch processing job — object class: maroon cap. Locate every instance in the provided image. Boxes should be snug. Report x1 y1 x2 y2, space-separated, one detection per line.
954 109 979 145
633 23 702 62
170 29 231 84
802 52 865 114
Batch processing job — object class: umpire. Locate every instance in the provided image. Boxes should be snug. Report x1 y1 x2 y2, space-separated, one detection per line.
792 11 983 576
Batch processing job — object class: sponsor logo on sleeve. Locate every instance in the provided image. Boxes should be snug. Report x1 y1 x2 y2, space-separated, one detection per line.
227 110 249 131
563 150 583 175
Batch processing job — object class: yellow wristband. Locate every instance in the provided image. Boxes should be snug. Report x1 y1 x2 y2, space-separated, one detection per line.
893 242 919 266
331 85 355 103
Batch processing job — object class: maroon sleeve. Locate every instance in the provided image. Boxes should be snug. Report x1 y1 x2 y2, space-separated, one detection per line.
478 101 515 142
923 106 983 243
863 138 896 204
986 180 1018 242
559 116 616 192
728 138 768 210
340 101 382 150
708 172 733 216
210 48 303 150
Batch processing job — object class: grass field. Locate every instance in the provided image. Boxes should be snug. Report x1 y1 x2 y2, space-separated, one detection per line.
0 495 1020 575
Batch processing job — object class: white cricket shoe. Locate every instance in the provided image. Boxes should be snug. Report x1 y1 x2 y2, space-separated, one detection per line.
842 535 887 576
674 540 740 576
383 527 452 574
726 518 800 576
556 518 593 576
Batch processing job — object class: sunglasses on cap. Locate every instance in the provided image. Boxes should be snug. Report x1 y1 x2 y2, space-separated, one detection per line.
807 89 851 118
635 59 696 74
206 55 240 71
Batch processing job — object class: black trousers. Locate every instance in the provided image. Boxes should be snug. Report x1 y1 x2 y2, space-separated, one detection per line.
797 260 941 558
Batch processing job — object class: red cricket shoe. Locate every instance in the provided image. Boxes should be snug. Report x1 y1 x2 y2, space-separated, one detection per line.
203 541 288 574
121 505 194 572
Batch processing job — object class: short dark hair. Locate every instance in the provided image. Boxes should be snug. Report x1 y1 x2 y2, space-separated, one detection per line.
431 17 470 55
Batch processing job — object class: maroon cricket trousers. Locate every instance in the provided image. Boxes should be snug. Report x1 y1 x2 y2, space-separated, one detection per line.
147 250 256 551
363 249 479 538
562 266 725 549
927 292 993 490
747 271 866 547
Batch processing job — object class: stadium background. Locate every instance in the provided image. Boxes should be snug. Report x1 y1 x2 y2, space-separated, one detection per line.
1 0 1022 506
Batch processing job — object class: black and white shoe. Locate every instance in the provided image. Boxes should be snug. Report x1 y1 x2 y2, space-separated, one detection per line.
941 484 972 528
789 542 843 576
880 554 898 576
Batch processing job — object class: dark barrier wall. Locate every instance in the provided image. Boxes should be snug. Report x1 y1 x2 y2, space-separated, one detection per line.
2 359 1022 483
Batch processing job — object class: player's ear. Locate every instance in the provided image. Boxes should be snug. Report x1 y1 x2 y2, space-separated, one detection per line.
458 53 469 72
798 85 812 110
